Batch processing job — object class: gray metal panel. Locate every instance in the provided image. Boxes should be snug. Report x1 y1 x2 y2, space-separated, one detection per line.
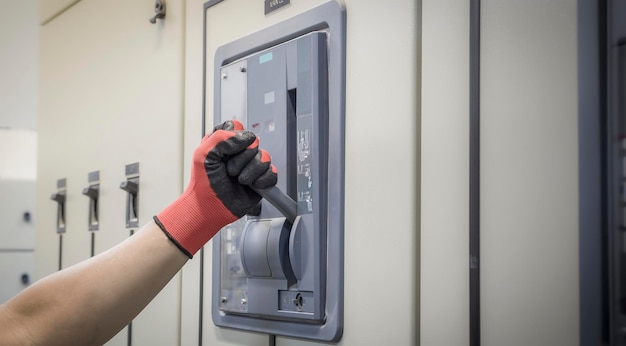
578 0 605 344
210 0 345 341
217 32 325 323
220 60 248 125
247 42 289 212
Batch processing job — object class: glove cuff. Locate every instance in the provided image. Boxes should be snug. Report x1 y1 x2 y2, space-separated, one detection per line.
154 187 236 258
154 214 193 258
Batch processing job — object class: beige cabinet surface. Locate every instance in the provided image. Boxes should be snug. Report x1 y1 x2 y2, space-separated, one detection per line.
36 0 185 344
39 0 80 24
421 1 579 345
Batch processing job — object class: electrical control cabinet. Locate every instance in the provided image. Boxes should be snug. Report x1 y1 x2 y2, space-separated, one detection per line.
209 1 346 341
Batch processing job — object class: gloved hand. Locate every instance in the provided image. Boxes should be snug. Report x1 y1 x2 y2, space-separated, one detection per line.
154 120 277 258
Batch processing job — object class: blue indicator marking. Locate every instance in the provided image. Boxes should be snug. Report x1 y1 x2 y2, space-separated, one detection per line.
259 52 273 64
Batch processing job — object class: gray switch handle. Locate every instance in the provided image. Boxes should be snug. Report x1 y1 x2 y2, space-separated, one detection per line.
50 192 65 204
252 186 297 224
120 180 138 195
82 186 98 199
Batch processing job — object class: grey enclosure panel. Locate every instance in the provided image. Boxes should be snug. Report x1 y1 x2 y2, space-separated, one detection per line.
209 1 345 342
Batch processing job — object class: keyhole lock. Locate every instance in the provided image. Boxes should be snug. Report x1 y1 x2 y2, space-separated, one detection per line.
293 293 304 310
20 273 30 286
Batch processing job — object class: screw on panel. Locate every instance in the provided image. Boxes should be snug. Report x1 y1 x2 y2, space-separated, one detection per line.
220 297 228 304
240 67 247 72
222 73 228 79
240 298 247 305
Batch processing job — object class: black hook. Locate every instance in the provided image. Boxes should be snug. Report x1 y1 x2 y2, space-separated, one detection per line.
149 0 166 24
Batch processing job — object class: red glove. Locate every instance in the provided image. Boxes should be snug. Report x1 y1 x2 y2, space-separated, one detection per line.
154 120 277 258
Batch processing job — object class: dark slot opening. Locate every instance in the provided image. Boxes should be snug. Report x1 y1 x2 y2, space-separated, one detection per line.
287 88 297 202
59 202 65 228
90 232 95 257
130 194 138 221
91 199 98 226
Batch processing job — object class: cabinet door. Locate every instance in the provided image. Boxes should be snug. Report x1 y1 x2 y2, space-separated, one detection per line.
37 0 185 345
0 180 35 249
0 180 35 305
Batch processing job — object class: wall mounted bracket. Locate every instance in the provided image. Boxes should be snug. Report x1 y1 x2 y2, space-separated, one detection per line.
82 170 100 231
120 162 140 229
50 178 67 234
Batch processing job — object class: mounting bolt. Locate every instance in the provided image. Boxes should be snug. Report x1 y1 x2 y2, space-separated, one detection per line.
220 297 228 304
240 298 247 305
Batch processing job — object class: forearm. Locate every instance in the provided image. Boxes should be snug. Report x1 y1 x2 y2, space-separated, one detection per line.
0 220 188 345
0 120 275 345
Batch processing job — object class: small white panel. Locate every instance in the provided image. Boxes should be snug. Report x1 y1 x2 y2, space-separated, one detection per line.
220 60 248 125
0 130 37 180
264 91 275 104
0 180 36 249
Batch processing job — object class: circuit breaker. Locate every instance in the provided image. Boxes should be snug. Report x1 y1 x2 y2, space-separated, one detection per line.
209 1 346 342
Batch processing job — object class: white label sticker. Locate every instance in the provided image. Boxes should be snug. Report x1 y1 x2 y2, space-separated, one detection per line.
264 91 275 104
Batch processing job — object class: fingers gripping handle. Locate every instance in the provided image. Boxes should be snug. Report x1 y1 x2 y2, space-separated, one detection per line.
252 186 297 224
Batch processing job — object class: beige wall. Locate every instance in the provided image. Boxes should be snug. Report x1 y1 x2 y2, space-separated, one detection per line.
420 1 470 345
0 0 38 130
421 1 580 345
480 1 579 345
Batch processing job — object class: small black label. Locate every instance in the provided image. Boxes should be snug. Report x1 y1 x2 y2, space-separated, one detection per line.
265 0 290 15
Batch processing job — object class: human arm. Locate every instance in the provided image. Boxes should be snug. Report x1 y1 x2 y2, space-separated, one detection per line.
0 120 276 345
0 220 187 345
